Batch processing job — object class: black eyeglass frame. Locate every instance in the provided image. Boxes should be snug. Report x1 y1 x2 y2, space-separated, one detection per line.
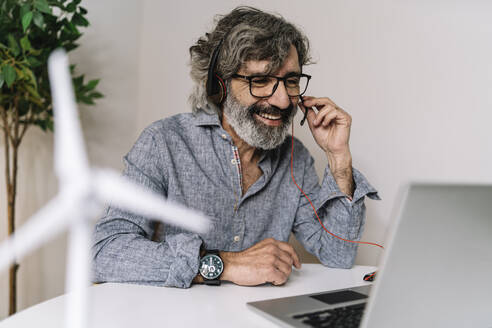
231 73 312 98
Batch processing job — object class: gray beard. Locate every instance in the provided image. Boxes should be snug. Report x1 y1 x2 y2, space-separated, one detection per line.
222 94 297 150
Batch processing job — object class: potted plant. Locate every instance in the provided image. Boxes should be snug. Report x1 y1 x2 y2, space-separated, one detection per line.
0 0 102 315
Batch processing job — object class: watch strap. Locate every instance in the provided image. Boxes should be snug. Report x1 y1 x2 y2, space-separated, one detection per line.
203 279 221 286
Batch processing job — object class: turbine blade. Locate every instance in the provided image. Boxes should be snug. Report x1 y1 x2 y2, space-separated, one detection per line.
0 193 79 272
92 169 210 234
48 49 90 184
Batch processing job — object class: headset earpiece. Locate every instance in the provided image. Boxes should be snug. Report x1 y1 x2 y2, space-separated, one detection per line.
206 40 227 105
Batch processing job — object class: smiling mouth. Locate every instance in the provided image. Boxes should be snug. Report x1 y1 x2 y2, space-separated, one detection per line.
257 112 282 121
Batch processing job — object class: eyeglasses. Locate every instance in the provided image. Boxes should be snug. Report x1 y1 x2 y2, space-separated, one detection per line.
231 73 311 98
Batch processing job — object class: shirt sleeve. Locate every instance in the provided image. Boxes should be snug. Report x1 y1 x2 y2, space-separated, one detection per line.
92 125 202 288
292 154 380 269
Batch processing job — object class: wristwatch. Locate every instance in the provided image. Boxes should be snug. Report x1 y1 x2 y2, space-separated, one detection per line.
199 249 224 285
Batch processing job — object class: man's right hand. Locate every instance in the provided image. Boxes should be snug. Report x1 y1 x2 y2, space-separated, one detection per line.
219 238 301 286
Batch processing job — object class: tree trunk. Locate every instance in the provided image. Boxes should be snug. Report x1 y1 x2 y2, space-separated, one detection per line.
2 104 21 316
7 146 19 315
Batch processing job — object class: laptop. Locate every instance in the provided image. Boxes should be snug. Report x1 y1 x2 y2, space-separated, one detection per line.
247 184 492 328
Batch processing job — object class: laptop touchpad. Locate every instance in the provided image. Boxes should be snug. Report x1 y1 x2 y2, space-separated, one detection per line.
310 290 367 305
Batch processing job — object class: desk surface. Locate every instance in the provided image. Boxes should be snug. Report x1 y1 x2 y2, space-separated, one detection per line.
2 264 375 327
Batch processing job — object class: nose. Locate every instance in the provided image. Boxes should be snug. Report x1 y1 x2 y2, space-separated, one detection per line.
267 81 291 110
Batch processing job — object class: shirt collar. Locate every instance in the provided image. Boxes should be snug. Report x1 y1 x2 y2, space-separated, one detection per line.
193 109 221 127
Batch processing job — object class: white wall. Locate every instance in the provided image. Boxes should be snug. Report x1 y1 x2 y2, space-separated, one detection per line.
1 0 491 319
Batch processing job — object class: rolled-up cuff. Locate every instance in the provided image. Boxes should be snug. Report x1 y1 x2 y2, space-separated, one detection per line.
318 166 380 206
165 234 202 288
352 167 380 203
317 166 347 208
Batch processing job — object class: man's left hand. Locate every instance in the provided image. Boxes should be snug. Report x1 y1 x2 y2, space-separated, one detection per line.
299 96 354 197
299 96 352 156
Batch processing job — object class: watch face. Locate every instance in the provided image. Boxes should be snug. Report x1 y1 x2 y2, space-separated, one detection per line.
200 254 224 280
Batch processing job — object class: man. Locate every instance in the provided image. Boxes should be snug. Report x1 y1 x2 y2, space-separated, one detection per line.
92 7 379 288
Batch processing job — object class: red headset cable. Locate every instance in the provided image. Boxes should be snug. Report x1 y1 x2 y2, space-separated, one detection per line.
289 122 384 251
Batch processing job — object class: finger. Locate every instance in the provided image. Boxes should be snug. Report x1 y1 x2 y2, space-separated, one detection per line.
320 109 339 128
302 96 337 110
325 108 352 128
276 249 294 267
317 104 353 127
264 244 294 268
261 244 294 271
334 106 352 125
274 257 292 278
269 268 288 286
276 241 301 269
313 105 337 127
254 237 276 249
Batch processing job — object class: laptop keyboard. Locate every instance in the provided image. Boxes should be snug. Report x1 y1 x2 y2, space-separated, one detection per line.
292 302 366 328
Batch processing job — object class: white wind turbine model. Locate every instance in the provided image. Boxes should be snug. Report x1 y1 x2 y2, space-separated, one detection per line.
0 49 210 328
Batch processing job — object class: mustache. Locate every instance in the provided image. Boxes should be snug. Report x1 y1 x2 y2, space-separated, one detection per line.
247 101 295 121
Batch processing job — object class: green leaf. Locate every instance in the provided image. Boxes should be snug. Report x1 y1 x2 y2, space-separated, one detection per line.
86 79 99 91
72 13 89 27
64 43 79 52
29 49 42 56
78 95 94 105
7 34 20 57
89 91 103 99
66 2 77 12
0 72 4 88
33 11 45 29
20 4 31 19
46 119 54 131
27 56 42 67
78 6 87 14
15 67 25 80
73 75 84 88
22 11 33 33
65 21 78 34
22 67 37 88
2 65 17 88
25 84 41 99
34 119 47 131
18 98 30 116
34 0 52 14
20 35 31 52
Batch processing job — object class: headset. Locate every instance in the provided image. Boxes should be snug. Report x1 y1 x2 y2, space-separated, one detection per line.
206 39 227 105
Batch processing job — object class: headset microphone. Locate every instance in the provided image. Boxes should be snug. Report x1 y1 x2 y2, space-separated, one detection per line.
299 95 310 126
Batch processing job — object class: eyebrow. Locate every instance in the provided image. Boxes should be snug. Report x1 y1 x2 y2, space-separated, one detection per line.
243 69 302 76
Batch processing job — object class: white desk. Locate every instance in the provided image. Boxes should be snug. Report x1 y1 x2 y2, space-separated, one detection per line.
2 264 375 327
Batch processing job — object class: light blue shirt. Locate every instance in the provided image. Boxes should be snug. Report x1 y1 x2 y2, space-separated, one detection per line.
92 111 379 288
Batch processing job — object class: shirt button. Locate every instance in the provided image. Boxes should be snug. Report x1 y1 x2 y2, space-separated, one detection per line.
221 134 227 140
231 159 237 165
233 236 240 242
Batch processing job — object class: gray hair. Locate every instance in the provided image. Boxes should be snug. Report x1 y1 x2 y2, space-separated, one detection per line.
189 6 312 113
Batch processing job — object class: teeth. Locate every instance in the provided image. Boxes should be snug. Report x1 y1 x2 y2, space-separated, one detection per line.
258 113 281 120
